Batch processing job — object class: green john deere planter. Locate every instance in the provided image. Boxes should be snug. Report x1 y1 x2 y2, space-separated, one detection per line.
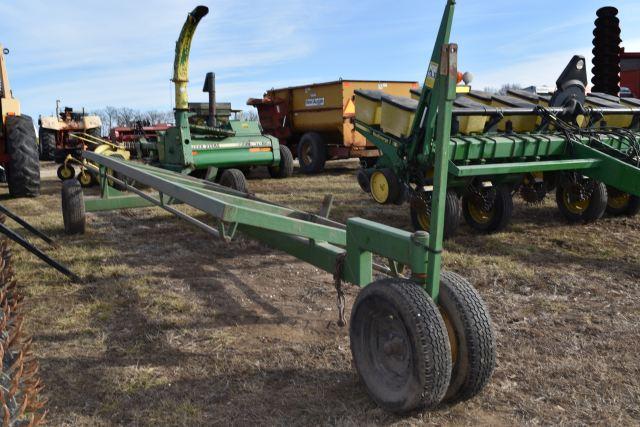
355 1 640 238
143 6 292 191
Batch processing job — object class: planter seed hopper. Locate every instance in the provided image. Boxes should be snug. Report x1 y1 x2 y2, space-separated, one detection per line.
61 4 496 414
355 2 640 238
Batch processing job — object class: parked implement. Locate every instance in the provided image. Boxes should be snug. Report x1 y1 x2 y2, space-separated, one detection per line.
248 80 418 174
0 44 39 197
38 103 102 162
61 4 495 414
146 6 292 191
355 4 640 238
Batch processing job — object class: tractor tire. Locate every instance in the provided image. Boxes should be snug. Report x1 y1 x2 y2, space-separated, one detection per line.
556 179 607 223
462 184 513 233
410 190 461 239
605 186 640 217
38 127 56 161
438 271 496 403
268 145 294 178
219 169 247 193
5 115 40 198
61 179 85 235
350 278 451 413
105 154 128 191
297 132 327 174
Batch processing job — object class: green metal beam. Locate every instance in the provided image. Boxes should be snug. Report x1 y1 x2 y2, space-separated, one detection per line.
448 158 601 177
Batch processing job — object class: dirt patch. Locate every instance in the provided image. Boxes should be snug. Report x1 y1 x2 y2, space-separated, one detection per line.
3 161 639 425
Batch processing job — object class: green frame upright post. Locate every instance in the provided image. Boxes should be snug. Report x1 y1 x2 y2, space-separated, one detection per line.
424 44 458 301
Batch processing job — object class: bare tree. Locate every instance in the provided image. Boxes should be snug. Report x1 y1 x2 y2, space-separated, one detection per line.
241 110 258 121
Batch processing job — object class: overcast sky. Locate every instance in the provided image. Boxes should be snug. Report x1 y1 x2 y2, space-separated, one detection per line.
2 0 640 120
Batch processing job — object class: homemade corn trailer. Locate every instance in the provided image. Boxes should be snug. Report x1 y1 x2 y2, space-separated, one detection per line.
355 1 640 238
60 21 494 411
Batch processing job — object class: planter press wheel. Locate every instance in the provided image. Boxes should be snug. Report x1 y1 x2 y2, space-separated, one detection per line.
437 271 496 403
57 164 75 181
410 189 461 239
605 186 640 217
555 176 607 223
462 183 513 232
369 168 402 205
349 278 451 413
61 179 85 235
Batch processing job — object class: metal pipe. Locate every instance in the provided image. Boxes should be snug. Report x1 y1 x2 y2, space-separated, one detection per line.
172 5 209 111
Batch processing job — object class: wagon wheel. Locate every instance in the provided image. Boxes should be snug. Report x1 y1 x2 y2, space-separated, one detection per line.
438 271 496 403
605 186 640 217
555 174 607 222
77 170 94 188
410 189 461 239
369 168 402 205
462 183 513 232
61 179 85 235
57 164 75 181
350 278 451 413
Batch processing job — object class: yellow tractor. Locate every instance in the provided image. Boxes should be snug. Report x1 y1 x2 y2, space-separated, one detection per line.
38 102 101 162
0 45 39 197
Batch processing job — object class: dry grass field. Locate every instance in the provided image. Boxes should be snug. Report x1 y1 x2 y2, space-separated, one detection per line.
3 161 639 425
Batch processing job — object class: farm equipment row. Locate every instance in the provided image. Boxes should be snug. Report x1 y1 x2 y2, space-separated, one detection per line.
355 5 640 238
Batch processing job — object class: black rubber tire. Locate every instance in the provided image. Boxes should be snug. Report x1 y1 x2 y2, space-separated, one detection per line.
605 186 640 217
268 145 294 178
438 271 496 403
57 164 76 181
219 169 247 193
297 132 327 174
369 168 402 205
462 184 513 233
61 179 85 235
410 190 461 239
350 279 451 413
38 127 56 161
5 115 40 197
357 168 371 193
556 180 607 223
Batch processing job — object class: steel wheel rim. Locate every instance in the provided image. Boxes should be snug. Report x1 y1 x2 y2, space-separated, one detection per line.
61 167 73 179
467 199 493 224
608 192 630 210
439 309 458 365
301 143 313 166
79 172 91 185
370 172 389 204
417 208 431 231
358 296 412 392
563 190 590 214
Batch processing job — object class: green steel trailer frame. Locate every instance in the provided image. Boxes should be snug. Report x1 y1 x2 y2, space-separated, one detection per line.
356 0 640 237
61 30 493 412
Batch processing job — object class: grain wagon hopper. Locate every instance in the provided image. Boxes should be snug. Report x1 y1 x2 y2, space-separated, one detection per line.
248 80 418 174
60 3 499 414
355 3 640 238
135 6 293 192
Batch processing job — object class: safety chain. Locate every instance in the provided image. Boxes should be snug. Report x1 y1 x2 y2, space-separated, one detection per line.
333 253 347 327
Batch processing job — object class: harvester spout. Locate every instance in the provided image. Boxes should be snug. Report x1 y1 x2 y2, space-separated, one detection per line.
173 5 209 111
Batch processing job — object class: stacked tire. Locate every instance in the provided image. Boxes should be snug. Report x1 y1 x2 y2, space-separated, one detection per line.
5 115 40 197
592 6 621 96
